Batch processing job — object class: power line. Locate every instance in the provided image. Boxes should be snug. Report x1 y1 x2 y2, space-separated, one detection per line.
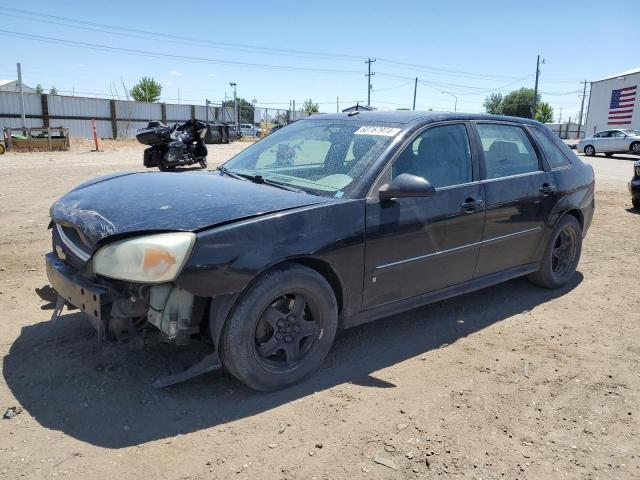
0 30 362 75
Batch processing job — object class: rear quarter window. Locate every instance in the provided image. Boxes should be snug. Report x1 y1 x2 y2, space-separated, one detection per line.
529 127 571 168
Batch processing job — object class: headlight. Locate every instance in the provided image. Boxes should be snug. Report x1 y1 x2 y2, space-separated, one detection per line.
93 232 195 283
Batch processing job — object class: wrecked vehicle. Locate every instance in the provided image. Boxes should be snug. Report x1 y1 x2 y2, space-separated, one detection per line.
45 111 595 390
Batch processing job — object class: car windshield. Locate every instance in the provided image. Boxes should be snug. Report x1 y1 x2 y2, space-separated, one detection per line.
222 119 402 197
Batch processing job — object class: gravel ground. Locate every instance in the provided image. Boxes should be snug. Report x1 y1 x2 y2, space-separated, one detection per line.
0 140 639 479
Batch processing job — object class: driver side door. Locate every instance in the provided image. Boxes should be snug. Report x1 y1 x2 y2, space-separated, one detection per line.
363 122 485 309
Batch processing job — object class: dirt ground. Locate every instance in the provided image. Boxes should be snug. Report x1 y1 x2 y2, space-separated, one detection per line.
0 139 639 479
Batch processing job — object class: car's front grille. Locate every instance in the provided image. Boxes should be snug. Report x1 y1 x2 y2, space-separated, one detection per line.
52 223 92 271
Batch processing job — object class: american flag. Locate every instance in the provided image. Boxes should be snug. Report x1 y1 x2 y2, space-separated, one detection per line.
607 85 636 125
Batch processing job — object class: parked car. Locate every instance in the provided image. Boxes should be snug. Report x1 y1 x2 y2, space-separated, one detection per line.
630 159 640 209
44 112 594 391
239 123 262 137
577 129 640 157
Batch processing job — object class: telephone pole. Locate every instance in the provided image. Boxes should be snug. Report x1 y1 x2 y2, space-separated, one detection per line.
16 63 26 131
365 57 376 106
412 77 418 110
576 80 588 139
533 54 544 118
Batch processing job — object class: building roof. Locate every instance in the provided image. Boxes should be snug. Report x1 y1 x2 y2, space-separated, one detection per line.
342 104 376 112
593 67 640 83
0 80 17 87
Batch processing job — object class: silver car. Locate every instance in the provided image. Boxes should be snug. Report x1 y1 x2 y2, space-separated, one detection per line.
578 129 640 157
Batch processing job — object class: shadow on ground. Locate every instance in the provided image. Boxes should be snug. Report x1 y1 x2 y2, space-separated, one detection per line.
3 274 582 448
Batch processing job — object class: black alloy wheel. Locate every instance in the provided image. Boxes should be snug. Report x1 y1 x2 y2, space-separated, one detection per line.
254 293 317 371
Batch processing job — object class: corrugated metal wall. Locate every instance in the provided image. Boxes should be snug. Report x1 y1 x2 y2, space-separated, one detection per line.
0 92 269 139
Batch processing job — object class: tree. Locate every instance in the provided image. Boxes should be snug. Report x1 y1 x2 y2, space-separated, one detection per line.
130 77 162 102
483 93 503 115
302 98 319 115
535 102 554 123
223 98 255 123
501 87 540 118
35 84 44 94
49 86 58 95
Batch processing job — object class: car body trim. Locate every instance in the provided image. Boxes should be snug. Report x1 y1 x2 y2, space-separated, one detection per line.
55 224 91 262
375 226 543 270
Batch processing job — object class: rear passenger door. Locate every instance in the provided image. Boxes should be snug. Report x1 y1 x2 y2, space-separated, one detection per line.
472 122 555 277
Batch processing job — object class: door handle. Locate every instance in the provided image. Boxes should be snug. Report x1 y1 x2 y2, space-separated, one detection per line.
460 199 484 213
539 183 556 196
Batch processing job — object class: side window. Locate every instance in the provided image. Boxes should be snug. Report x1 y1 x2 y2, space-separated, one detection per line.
476 123 540 179
611 131 625 138
392 124 472 188
529 127 570 168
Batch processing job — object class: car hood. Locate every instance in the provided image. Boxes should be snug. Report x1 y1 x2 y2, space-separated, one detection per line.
50 171 333 246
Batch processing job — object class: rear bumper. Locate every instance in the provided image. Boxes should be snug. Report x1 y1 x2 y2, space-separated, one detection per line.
45 252 109 330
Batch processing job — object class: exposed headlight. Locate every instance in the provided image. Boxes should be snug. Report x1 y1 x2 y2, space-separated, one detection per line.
93 232 195 283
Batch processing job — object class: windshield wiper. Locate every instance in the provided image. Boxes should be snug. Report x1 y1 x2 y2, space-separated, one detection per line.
217 166 246 181
249 175 304 193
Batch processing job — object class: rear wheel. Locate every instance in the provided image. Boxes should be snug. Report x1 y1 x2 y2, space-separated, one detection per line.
528 215 582 289
199 159 208 169
633 197 640 210
584 145 595 156
219 263 338 391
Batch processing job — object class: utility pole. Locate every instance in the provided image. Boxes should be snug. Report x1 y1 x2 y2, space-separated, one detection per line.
365 57 376 106
412 77 418 111
576 80 588 139
533 54 545 118
229 82 238 132
16 62 26 131
336 97 339 113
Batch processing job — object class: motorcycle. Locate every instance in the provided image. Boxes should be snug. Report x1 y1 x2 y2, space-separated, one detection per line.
136 119 208 171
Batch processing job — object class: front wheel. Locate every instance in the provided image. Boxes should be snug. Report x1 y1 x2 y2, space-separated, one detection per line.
199 159 208 169
584 145 595 156
633 197 640 210
528 215 582 289
631 142 640 155
219 263 338 391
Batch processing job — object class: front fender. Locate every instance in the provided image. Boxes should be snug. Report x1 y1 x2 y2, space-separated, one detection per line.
175 199 366 316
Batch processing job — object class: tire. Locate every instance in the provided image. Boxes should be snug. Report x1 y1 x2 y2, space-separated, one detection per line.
0 144 5 154
633 197 640 210
219 263 338 391
605 152 613 157
528 215 582 289
631 142 640 155
199 159 208 169
584 145 595 156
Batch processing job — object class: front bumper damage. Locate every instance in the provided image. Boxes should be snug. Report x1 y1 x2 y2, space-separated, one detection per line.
44 252 221 386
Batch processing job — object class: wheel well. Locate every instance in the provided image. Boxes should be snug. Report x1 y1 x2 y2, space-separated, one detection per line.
287 258 345 315
565 209 583 230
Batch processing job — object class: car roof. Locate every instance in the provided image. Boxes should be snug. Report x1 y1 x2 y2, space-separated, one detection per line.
301 110 545 127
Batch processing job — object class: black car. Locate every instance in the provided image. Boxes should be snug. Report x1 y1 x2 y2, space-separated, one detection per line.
630 159 640 209
45 112 595 390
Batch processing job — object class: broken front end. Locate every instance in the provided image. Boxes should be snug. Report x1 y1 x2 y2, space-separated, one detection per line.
46 222 207 346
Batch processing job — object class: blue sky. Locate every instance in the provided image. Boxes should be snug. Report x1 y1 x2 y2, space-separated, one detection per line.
0 0 636 120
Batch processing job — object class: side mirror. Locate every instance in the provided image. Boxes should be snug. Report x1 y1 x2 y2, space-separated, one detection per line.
379 173 436 201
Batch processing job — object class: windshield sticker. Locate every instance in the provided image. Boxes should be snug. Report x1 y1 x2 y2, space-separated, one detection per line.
334 191 345 198
354 126 401 137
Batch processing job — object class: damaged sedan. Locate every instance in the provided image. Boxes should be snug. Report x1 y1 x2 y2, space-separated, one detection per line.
45 111 595 390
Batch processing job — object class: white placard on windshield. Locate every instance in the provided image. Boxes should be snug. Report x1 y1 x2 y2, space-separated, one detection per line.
354 126 401 137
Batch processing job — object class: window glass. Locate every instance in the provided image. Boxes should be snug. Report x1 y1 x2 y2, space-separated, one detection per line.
530 127 570 168
225 119 399 196
392 124 472 188
476 123 540 179
611 131 625 138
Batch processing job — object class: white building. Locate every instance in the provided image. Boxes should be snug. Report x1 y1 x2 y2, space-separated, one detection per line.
0 80 36 94
585 67 639 137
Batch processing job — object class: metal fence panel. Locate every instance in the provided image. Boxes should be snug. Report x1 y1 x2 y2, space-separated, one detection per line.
115 100 161 122
165 104 191 121
47 95 110 118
